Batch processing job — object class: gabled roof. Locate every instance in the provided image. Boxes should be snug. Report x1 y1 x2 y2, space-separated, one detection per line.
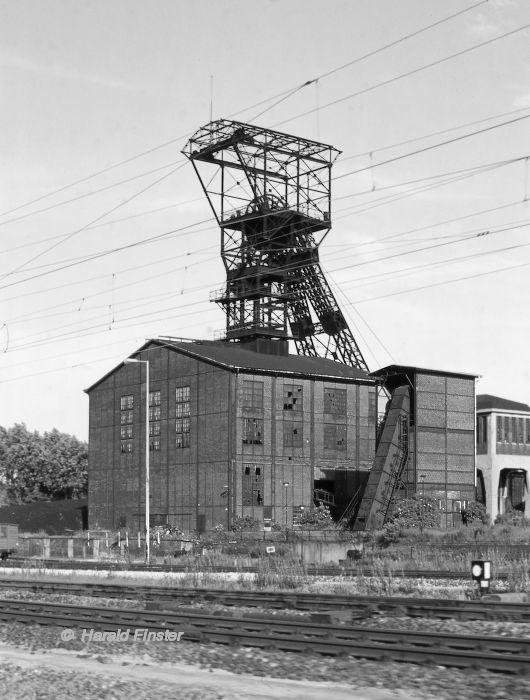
85 338 372 393
477 394 530 413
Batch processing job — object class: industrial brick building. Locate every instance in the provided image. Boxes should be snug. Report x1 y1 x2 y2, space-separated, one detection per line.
86 338 376 532
85 120 480 533
476 394 530 520
354 365 477 529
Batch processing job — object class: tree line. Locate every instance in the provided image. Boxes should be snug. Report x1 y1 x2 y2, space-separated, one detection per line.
0 424 87 504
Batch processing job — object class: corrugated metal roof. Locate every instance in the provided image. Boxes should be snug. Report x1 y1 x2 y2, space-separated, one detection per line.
85 338 372 392
476 394 530 413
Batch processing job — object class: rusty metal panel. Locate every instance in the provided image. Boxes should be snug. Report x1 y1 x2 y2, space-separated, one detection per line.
447 410 474 430
417 409 446 428
447 394 474 412
416 391 446 410
416 373 446 393
447 376 474 395
417 429 445 453
447 430 475 455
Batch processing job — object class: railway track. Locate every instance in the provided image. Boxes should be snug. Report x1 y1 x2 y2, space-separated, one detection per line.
0 597 527 674
0 578 528 622
0 557 511 579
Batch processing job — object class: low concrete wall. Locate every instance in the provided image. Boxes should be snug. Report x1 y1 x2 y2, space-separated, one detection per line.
290 540 361 564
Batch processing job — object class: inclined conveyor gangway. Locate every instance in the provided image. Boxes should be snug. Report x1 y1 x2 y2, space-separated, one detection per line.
353 385 410 531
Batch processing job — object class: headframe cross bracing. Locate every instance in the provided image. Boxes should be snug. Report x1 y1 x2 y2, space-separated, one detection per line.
182 119 368 371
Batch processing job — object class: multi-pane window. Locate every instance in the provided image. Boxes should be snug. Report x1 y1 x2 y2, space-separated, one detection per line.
176 387 191 448
176 418 190 448
242 464 264 506
120 395 134 410
368 391 377 421
283 421 303 448
243 418 263 445
149 422 161 437
149 390 161 450
242 380 264 410
176 386 190 403
176 386 190 417
120 425 133 440
283 385 303 411
120 395 134 453
324 388 347 416
496 416 503 442
324 423 347 451
149 406 161 421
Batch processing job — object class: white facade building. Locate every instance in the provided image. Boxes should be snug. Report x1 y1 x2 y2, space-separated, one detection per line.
476 394 530 521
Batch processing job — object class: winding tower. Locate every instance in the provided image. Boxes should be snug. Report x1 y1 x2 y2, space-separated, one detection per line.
182 119 368 370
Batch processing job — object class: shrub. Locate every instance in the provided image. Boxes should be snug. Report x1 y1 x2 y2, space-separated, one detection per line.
461 501 490 526
494 510 530 527
388 495 440 531
230 515 261 532
378 521 402 547
297 504 336 529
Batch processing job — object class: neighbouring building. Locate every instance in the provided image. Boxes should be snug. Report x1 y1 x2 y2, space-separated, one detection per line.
85 337 376 532
354 365 477 529
476 394 530 521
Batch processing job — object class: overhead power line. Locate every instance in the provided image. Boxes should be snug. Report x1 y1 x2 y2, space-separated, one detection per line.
273 21 530 128
0 1 487 221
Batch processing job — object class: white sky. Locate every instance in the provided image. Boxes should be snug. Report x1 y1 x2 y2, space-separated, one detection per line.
1 0 530 441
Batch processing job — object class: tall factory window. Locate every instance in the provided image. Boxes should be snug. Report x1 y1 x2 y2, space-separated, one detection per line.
120 395 134 453
149 406 161 421
242 464 264 505
496 416 503 442
120 425 133 440
176 386 191 418
176 418 190 448
149 390 161 406
283 385 303 411
324 388 346 416
149 422 161 437
324 423 347 451
242 418 263 445
284 421 303 448
120 395 134 410
368 391 376 422
149 390 161 448
242 380 263 410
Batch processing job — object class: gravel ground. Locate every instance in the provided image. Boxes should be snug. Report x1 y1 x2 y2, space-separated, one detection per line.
0 619 528 700
0 661 225 700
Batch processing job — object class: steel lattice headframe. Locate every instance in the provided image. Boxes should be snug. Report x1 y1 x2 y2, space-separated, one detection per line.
182 119 368 371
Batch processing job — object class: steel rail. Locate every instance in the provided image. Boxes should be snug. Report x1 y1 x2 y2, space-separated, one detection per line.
0 558 513 579
0 598 528 674
0 578 528 622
